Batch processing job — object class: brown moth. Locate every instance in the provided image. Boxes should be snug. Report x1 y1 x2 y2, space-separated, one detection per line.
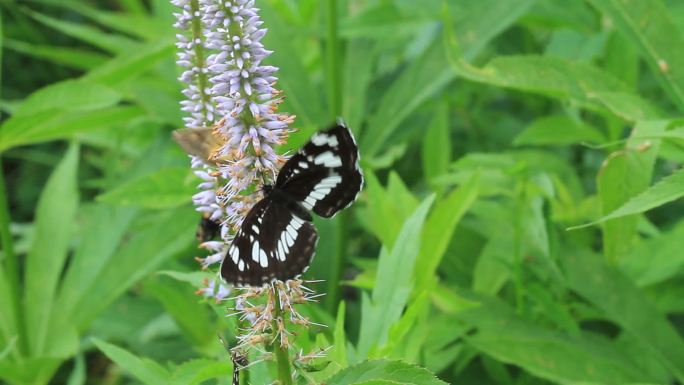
172 127 223 164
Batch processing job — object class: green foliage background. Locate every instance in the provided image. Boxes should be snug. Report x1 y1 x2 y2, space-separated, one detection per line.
2 0 684 384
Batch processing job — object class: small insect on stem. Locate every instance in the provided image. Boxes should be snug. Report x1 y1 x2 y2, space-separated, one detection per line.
219 335 249 385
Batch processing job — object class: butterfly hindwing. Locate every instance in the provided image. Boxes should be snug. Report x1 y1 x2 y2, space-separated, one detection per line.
220 199 318 286
276 124 363 218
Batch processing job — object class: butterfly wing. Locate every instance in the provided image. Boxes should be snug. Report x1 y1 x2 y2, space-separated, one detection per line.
220 198 318 286
276 124 363 218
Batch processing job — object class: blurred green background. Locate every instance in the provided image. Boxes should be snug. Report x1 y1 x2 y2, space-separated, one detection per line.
2 0 684 384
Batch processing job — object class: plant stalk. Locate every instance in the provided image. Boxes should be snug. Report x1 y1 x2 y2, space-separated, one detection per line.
271 287 293 385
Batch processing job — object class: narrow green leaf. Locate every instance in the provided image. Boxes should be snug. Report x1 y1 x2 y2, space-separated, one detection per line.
143 277 215 349
331 301 348 367
455 293 663 384
92 338 171 385
259 3 325 131
342 39 375 136
620 221 684 287
563 252 684 382
325 360 447 385
588 0 684 111
362 0 536 157
13 80 121 117
0 106 143 152
586 168 684 226
66 354 85 385
26 9 139 54
57 2 169 40
71 208 196 328
357 195 435 357
23 144 80 356
55 205 137 322
514 115 606 146
415 173 479 291
422 101 451 186
169 359 233 385
3 38 107 70
97 168 197 209
84 40 174 87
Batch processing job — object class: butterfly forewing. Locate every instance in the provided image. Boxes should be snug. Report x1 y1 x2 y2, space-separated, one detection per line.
220 199 318 286
221 123 362 286
276 124 363 218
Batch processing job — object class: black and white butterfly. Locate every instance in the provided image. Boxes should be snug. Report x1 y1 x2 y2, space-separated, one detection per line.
220 123 363 286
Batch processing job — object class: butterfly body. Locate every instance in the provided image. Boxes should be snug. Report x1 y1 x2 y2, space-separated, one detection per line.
221 123 363 286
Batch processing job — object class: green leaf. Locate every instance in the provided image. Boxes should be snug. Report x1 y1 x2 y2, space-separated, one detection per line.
619 221 684 287
23 144 80 356
361 0 536 157
563 252 684 382
26 9 139 54
357 195 435 357
84 40 175 87
342 39 375 135
455 292 664 384
0 106 143 152
4 39 107 70
325 360 447 385
588 0 684 111
331 301 349 368
13 80 121 117
92 338 171 385
70 208 196 328
169 359 233 385
143 277 215 349
586 168 684 226
97 168 197 209
55 205 138 324
259 3 325 130
444 24 660 122
361 171 419 248
594 123 661 263
513 115 606 146
415 173 479 291
422 101 452 186
66 354 85 385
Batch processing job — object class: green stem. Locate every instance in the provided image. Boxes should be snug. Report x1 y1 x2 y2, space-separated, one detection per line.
271 287 293 385
325 0 342 118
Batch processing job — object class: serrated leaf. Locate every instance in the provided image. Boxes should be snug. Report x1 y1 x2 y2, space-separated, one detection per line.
97 168 197 209
588 0 684 111
92 338 170 385
325 360 447 385
583 168 684 226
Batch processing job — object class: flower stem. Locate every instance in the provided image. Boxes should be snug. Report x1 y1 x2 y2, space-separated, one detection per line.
325 0 342 118
271 287 293 385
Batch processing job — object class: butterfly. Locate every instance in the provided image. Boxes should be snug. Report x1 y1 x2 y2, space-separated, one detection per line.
220 123 363 286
